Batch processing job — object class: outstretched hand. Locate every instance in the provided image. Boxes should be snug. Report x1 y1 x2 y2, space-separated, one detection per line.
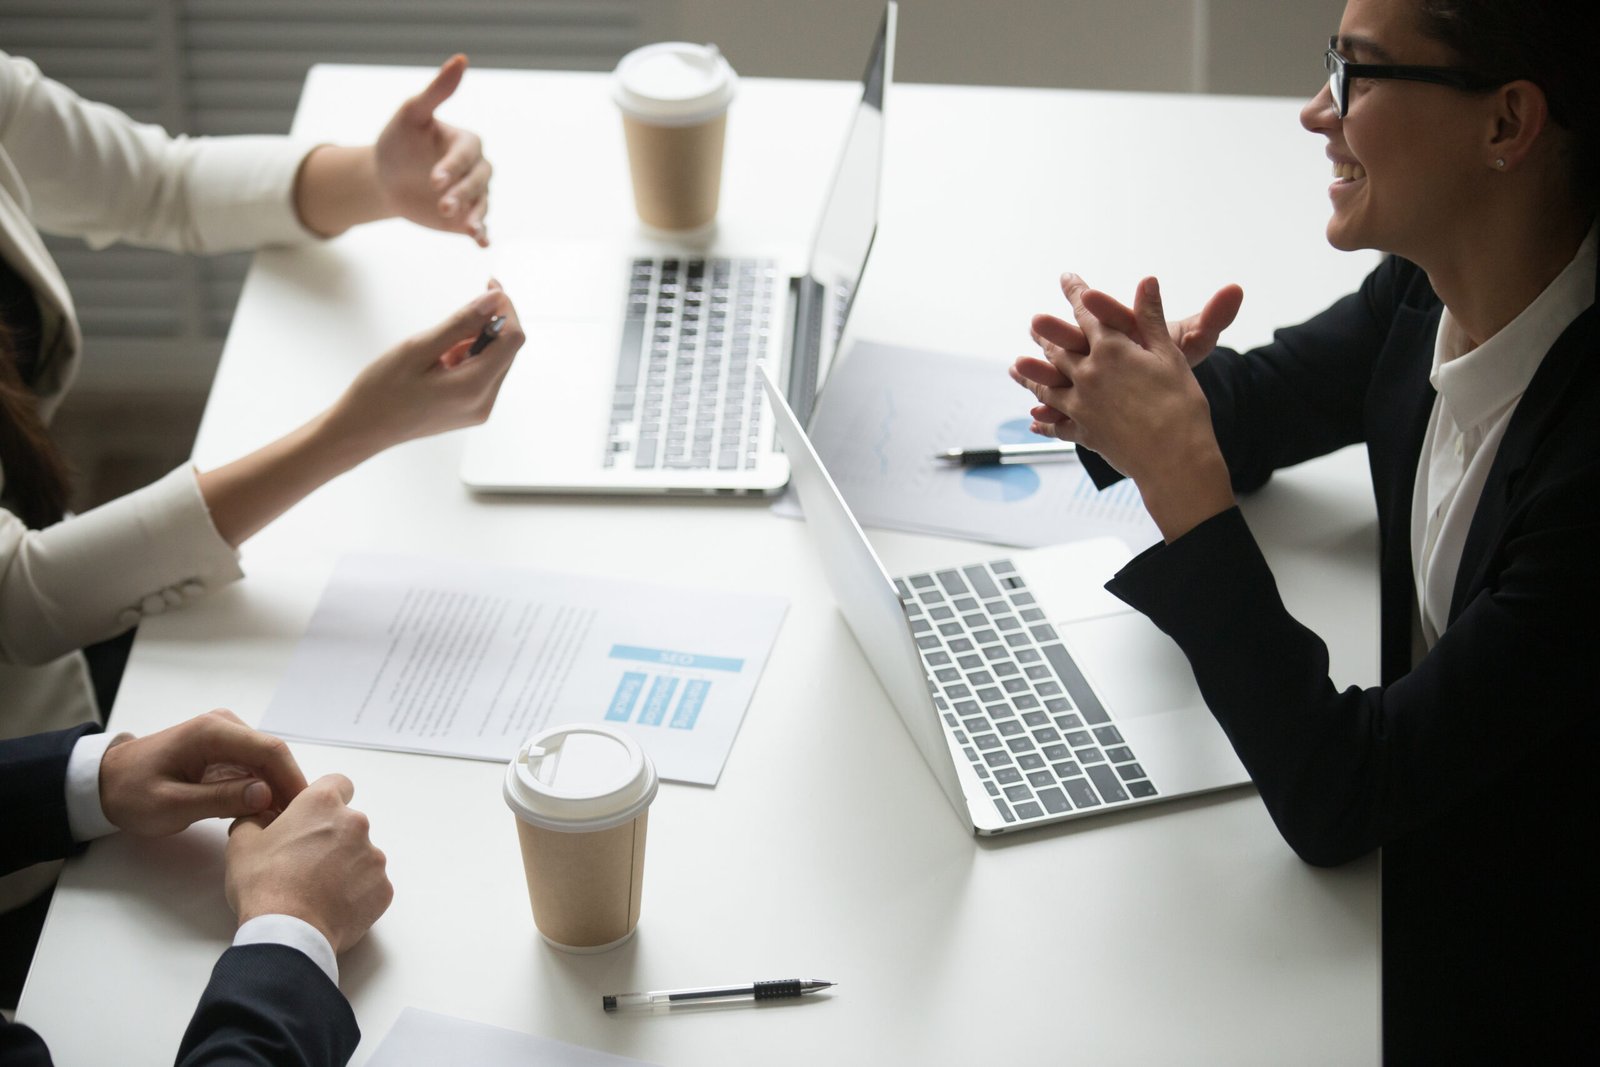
98 710 308 838
375 54 493 246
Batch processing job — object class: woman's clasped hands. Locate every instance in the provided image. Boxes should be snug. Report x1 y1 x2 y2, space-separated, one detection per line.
1009 273 1244 541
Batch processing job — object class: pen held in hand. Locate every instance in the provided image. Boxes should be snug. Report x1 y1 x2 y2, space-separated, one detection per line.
602 979 835 1012
935 443 1079 466
467 314 507 357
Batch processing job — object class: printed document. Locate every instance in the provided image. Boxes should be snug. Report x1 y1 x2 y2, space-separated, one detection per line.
261 553 786 785
779 340 1160 547
368 1008 660 1067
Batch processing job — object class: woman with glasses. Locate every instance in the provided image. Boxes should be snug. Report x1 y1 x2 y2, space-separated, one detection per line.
1012 0 1595 1059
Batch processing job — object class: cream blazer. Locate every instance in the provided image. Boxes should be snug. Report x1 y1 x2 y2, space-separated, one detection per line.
1 51 318 905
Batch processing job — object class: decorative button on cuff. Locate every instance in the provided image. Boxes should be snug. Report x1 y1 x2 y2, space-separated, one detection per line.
117 608 141 627
140 593 167 615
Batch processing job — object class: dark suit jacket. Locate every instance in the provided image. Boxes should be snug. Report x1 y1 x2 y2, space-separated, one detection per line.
1082 246 1599 1063
0 726 360 1066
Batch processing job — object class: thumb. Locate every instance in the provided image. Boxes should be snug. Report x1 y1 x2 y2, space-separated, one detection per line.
410 291 503 367
1134 276 1168 347
166 777 275 827
405 53 467 123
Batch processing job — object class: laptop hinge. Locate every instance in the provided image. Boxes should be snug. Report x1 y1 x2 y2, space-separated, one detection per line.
785 274 825 428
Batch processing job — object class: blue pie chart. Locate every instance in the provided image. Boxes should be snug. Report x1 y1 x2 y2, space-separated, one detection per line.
960 418 1045 502
963 463 1040 502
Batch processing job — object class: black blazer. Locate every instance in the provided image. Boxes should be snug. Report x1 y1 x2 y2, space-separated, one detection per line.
1084 246 1600 1062
0 727 360 1066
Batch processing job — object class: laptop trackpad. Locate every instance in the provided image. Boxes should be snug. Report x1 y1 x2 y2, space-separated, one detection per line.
1058 613 1202 721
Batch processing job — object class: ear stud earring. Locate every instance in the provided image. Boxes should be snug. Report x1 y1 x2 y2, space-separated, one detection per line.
1495 158 1506 169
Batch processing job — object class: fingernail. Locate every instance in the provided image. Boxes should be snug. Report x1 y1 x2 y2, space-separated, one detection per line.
441 197 458 217
244 781 271 809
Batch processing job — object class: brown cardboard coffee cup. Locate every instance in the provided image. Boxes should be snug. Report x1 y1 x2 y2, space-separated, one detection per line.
613 43 738 232
503 724 659 952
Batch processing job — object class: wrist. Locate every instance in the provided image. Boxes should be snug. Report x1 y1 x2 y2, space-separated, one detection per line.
294 144 386 238
1133 443 1235 544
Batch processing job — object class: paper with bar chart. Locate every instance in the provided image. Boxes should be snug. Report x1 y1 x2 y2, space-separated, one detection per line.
776 340 1161 548
260 553 786 784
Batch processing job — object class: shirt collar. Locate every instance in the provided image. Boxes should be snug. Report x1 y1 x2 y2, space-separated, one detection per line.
1430 221 1598 431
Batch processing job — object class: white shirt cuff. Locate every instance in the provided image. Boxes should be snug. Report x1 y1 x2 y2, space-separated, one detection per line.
65 732 120 842
233 914 339 986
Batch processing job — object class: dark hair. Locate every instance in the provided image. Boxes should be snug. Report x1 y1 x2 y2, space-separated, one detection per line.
1416 0 1598 208
0 321 72 529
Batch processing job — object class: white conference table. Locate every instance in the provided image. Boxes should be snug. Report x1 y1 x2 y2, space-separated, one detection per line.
22 66 1384 1065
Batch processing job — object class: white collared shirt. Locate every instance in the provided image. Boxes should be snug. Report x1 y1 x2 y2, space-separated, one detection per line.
1411 223 1597 652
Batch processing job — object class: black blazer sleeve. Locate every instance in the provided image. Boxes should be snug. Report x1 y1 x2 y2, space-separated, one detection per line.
0 723 100 876
175 944 359 1067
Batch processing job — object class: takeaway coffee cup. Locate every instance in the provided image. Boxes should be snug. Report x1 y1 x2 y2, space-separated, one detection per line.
613 42 738 232
503 724 659 952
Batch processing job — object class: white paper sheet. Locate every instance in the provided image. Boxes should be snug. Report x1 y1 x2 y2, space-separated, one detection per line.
368 1008 661 1067
776 340 1161 548
260 553 786 785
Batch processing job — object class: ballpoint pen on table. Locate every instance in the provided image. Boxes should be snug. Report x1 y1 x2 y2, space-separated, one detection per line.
468 314 507 356
935 442 1079 466
602 979 836 1012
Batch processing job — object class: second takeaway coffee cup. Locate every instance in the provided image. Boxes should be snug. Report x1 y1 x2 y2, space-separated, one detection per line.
613 42 738 232
503 724 659 952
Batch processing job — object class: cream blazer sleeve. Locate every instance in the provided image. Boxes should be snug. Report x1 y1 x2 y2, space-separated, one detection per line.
0 51 323 666
0 50 319 253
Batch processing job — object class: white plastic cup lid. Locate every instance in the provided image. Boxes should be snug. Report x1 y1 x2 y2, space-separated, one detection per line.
504 724 658 832
613 42 738 126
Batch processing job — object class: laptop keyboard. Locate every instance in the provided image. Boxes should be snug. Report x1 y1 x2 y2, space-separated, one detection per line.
606 256 777 472
895 560 1159 825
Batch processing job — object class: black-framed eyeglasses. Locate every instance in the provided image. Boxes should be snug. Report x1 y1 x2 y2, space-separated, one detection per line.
1323 37 1504 118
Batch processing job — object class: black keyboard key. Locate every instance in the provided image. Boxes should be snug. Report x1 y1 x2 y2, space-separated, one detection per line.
1029 624 1058 642
954 700 979 715
1016 648 1042 663
1063 778 1100 808
1027 770 1055 788
962 565 1001 599
916 635 940 650
1005 632 1030 648
1033 727 1061 743
1016 753 1046 771
949 638 974 653
1064 730 1093 747
994 767 1022 784
1106 747 1134 763
1045 698 1073 714
1039 643 1112 724
991 560 1017 574
1051 760 1081 779
1128 780 1158 798
929 605 955 620
1042 744 1070 760
953 597 978 612
1094 726 1124 745
1038 787 1070 814
973 629 999 645
1021 608 1047 622
1077 748 1106 765
1056 712 1083 729
1014 801 1044 820
911 619 932 634
1025 665 1051 680
973 734 1002 753
910 574 936 588
983 750 1012 768
1087 764 1130 803
935 667 960 683
993 798 1016 822
1116 762 1146 781
936 570 968 595
984 781 1000 796
985 703 1014 720
1005 738 1033 754
926 651 951 666
1003 677 1028 694
1003 784 1032 802
1022 712 1049 728
1036 681 1063 696
993 661 1020 677
1013 694 1040 710
958 654 983 670
997 720 1024 738
969 671 994 686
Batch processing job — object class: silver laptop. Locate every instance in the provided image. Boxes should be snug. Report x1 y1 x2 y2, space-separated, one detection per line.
759 363 1250 834
462 3 896 496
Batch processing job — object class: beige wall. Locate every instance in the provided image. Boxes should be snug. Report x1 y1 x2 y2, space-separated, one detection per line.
675 0 1345 97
